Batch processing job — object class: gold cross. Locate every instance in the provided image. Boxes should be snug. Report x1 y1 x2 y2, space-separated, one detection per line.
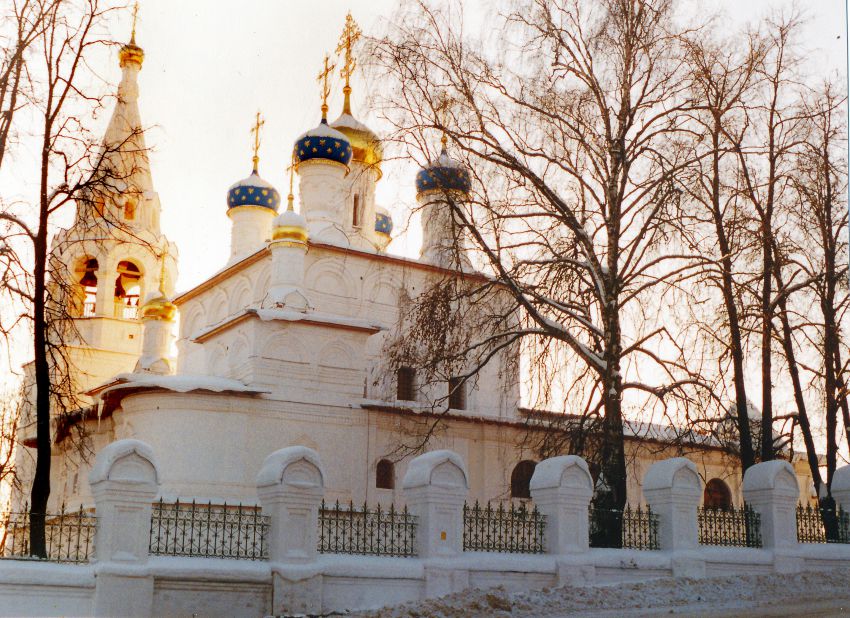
250 111 265 171
435 92 453 148
130 2 139 44
317 53 336 120
336 12 362 90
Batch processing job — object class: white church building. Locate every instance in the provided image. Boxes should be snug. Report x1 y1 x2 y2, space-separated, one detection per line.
13 25 814 516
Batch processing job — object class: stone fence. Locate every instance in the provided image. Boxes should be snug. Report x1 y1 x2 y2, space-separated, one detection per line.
2 440 850 616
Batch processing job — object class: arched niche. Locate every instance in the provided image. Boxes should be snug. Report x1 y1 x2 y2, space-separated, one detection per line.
510 460 538 499
703 478 733 510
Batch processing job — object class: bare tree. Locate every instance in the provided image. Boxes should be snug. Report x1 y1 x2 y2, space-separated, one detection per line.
0 0 151 557
677 28 765 473
780 83 849 511
371 0 711 512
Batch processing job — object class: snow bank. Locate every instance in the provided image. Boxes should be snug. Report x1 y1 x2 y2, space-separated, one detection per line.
355 569 850 617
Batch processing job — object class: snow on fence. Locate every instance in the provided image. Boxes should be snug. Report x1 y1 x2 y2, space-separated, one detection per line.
698 505 762 548
589 505 659 550
796 503 850 544
462 501 546 554
0 505 95 563
148 499 269 560
317 500 417 557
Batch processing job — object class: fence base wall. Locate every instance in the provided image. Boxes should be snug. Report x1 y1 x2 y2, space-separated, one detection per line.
2 545 850 616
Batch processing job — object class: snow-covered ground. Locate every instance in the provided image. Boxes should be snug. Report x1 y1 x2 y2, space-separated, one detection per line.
355 569 850 617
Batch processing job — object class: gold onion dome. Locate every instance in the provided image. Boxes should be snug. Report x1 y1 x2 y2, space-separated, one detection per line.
272 207 308 244
140 292 176 321
331 111 383 177
119 5 144 68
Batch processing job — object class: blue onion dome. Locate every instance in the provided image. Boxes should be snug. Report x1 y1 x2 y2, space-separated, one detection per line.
415 140 471 197
227 164 281 211
293 119 352 168
375 206 393 237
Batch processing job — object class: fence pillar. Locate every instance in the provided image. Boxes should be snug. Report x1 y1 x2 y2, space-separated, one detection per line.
529 455 593 554
89 439 159 617
832 465 850 512
743 460 802 572
402 450 468 559
643 458 701 551
256 446 325 616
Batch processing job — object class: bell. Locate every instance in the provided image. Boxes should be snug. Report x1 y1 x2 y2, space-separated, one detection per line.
79 270 97 287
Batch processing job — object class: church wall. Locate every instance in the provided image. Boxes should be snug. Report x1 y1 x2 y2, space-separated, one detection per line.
111 390 811 511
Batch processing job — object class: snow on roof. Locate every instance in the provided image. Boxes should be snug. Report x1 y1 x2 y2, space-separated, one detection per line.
89 372 268 399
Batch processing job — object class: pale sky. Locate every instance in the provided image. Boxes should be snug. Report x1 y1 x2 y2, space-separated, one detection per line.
113 0 847 292
0 0 845 390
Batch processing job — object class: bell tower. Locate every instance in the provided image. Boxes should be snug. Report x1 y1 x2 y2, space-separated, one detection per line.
48 20 178 396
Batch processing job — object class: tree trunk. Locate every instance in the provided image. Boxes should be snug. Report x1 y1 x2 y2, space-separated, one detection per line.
774 271 823 496
29 129 52 558
709 123 756 473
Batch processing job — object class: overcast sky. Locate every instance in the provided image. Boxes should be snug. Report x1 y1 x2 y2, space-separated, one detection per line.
103 0 847 292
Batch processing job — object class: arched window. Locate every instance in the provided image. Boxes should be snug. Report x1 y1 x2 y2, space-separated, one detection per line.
703 478 732 510
352 194 361 227
510 460 537 499
376 459 394 490
75 257 98 317
114 260 142 319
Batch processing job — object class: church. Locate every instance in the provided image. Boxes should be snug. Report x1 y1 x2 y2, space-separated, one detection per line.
12 17 813 516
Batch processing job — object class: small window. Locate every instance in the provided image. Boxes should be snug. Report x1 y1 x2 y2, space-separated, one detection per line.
124 199 136 221
397 367 416 401
704 478 732 510
376 459 394 490
353 194 361 227
448 376 466 410
510 460 537 499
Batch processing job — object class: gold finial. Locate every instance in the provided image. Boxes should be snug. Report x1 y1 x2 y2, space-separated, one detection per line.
286 155 295 212
435 92 452 152
130 1 139 45
336 12 362 115
317 53 336 121
250 111 265 173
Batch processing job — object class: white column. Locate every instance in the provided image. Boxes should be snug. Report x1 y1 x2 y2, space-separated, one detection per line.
643 457 701 551
402 450 469 558
529 455 593 554
89 439 159 617
298 160 349 245
256 446 325 616
135 311 174 374
228 206 275 263
267 241 308 310
742 460 800 550
256 446 324 563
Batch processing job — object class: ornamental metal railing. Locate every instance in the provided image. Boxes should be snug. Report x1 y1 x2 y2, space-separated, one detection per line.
589 505 659 550
698 505 762 548
797 503 850 544
462 501 546 554
318 500 417 557
149 499 269 560
0 504 95 563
